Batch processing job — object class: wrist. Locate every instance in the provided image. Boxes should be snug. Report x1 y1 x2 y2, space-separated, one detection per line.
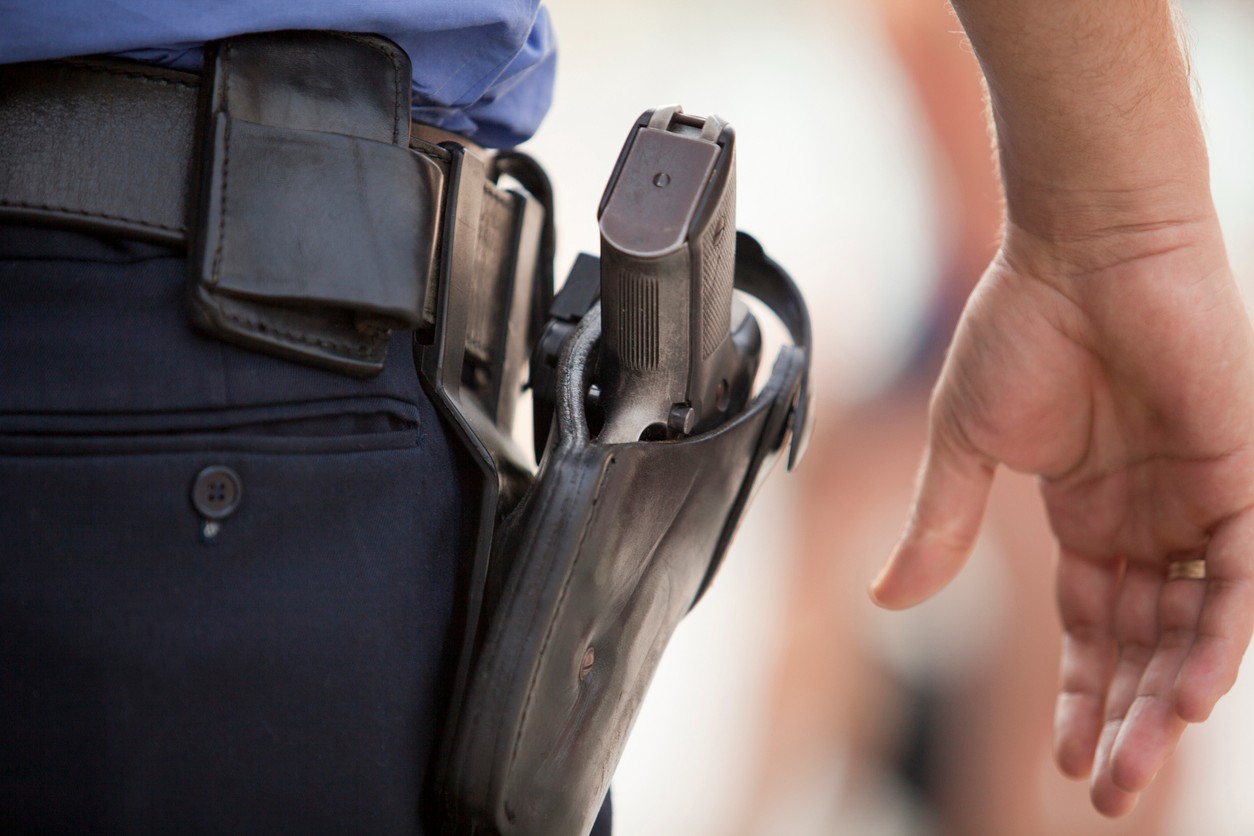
995 119 1215 247
999 170 1217 252
998 208 1230 285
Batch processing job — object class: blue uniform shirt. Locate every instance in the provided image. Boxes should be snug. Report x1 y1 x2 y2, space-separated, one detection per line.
0 0 556 147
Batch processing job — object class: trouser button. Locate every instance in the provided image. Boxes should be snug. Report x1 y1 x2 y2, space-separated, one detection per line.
191 465 243 520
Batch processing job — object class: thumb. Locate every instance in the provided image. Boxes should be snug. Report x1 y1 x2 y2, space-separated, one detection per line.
870 424 996 609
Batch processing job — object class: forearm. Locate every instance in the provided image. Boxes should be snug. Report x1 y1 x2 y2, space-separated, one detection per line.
949 0 1214 240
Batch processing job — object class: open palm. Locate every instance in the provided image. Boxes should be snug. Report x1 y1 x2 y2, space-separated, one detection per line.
872 220 1254 815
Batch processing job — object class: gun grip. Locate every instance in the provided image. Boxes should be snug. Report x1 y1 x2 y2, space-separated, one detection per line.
596 107 742 443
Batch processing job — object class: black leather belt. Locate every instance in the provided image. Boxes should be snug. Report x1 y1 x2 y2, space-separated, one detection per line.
0 32 547 378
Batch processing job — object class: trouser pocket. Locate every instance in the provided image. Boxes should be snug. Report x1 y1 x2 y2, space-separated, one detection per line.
0 397 463 834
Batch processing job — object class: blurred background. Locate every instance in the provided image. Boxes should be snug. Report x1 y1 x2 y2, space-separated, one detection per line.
524 1 1254 834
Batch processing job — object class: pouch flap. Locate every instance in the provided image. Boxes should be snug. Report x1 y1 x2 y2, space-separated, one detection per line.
198 114 441 323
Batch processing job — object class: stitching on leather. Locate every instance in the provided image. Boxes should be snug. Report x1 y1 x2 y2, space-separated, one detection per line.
336 32 406 143
217 304 387 355
212 45 233 284
54 59 198 89
0 198 185 233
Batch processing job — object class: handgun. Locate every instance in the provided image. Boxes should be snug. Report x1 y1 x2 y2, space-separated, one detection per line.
596 106 761 443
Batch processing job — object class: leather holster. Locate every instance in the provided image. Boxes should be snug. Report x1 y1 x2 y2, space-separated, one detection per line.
433 233 812 836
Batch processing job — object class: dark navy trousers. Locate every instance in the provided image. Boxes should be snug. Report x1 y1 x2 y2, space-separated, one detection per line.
0 225 613 836
0 224 466 833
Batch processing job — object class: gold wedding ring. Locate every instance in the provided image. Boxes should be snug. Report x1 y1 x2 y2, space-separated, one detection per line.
1166 559 1207 581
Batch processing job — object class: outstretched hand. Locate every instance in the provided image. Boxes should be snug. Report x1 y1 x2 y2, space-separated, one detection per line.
870 219 1254 815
